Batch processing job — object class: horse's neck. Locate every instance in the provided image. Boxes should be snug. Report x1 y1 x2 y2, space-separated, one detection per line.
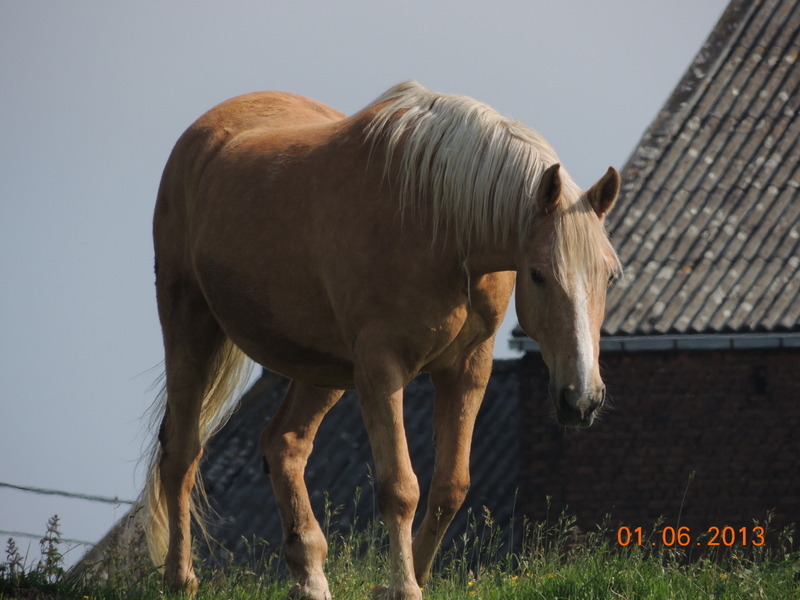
458 238 519 278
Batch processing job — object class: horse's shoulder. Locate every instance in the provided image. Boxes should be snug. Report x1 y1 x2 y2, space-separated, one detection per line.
468 271 516 330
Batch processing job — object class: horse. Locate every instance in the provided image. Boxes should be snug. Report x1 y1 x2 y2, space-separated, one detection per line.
143 80 621 600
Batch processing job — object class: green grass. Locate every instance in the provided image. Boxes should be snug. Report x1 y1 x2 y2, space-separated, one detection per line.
2 509 798 599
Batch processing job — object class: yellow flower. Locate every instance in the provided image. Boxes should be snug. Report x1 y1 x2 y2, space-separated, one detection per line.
468 581 475 586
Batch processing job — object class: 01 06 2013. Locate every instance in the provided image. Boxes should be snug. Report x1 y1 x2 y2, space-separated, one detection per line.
617 525 766 547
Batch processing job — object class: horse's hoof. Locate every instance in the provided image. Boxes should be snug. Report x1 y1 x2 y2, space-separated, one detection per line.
288 581 332 600
371 585 390 600
166 578 198 596
371 584 423 600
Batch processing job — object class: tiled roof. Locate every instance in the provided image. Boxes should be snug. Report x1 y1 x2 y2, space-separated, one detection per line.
604 0 800 336
198 362 522 564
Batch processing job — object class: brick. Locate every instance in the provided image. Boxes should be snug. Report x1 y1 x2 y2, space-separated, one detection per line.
519 348 800 538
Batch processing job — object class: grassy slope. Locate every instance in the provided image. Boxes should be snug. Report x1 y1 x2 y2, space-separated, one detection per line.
2 512 798 599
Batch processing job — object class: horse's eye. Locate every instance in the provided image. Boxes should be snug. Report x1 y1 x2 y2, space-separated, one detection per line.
607 273 618 288
530 267 545 286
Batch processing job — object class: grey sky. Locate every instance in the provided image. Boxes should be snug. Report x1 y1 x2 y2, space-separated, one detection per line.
1 1 729 562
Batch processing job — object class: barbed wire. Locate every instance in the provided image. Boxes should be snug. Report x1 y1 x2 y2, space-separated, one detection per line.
0 481 135 505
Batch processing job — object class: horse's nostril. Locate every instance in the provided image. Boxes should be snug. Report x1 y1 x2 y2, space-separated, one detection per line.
559 387 584 416
557 385 602 425
558 386 574 411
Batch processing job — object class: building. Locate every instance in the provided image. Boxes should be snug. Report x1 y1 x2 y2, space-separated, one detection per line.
512 0 800 538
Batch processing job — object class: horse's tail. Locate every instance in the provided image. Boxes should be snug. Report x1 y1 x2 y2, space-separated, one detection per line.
141 339 253 567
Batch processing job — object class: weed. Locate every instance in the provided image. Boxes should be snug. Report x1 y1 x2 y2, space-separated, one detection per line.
1 538 24 583
1 508 798 599
38 515 65 584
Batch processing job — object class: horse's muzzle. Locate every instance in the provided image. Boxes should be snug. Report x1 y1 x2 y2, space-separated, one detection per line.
553 385 605 427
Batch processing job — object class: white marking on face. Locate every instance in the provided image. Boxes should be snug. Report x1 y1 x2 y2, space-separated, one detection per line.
571 276 594 412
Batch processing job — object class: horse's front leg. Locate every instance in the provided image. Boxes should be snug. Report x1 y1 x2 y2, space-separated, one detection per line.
354 349 421 600
260 381 343 600
412 338 494 586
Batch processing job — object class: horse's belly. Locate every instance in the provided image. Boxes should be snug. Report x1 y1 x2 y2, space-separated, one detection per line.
223 319 357 390
239 335 356 389
197 259 355 388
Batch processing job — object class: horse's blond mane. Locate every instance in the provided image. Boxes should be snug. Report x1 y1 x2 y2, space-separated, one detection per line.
366 81 620 291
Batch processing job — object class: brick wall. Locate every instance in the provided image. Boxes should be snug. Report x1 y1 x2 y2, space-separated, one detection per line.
519 348 800 543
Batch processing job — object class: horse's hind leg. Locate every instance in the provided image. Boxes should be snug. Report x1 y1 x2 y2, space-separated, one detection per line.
156 280 227 592
260 381 343 600
412 339 494 586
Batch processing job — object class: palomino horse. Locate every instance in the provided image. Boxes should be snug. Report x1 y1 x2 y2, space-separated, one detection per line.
144 81 621 600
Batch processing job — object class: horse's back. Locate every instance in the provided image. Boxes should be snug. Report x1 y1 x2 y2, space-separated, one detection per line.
153 90 346 257
192 90 345 135
155 90 345 208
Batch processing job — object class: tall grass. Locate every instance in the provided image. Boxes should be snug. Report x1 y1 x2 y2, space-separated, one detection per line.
2 505 798 599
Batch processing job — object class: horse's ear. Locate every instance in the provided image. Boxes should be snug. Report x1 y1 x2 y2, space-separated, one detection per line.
587 166 620 220
537 163 562 214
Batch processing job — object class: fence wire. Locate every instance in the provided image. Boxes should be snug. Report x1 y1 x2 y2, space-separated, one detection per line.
1 480 137 549
0 529 93 547
0 481 135 505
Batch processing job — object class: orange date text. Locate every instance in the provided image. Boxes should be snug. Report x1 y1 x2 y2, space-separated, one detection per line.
617 526 765 547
